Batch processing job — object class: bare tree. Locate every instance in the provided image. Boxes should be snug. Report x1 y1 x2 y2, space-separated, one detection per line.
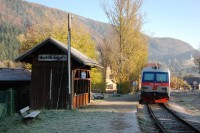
193 53 200 73
101 0 148 93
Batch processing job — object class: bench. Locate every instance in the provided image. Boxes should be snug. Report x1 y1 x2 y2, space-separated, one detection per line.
20 106 40 119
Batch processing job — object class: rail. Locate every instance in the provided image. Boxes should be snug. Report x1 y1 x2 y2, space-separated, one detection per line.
163 104 200 132
147 104 166 133
147 103 200 133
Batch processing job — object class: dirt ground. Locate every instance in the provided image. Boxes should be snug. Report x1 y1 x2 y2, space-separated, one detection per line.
190 93 200 110
83 94 141 133
170 91 200 110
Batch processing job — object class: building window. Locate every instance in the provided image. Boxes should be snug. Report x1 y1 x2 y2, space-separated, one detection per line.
107 84 113 89
109 74 113 79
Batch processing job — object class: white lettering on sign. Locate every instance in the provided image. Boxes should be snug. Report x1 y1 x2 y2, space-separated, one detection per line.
38 55 67 61
155 83 161 86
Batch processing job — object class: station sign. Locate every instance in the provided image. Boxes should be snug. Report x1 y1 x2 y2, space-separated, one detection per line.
81 71 86 79
38 54 67 61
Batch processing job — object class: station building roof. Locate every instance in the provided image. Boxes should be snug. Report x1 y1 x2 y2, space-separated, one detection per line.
15 37 102 68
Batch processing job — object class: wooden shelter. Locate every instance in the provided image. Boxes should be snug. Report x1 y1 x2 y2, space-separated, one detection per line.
15 38 101 109
0 68 31 110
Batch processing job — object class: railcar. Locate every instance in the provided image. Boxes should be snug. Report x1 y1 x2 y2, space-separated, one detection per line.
140 65 170 103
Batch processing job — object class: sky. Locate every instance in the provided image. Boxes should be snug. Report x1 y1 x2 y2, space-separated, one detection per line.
25 0 200 49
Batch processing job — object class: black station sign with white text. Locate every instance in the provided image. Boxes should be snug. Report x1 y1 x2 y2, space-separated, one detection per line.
38 54 67 61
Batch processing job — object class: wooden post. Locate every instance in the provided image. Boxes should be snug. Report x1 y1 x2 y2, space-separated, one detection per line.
67 13 72 110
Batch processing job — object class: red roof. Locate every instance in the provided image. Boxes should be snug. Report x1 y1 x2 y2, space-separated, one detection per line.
145 63 161 67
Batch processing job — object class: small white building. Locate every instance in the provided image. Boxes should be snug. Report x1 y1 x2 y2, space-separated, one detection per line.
105 66 117 93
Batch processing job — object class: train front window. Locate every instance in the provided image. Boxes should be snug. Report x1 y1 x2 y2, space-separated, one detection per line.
156 73 168 82
143 72 168 82
143 73 154 82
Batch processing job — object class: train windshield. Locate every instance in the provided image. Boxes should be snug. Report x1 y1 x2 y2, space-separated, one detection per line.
142 72 169 83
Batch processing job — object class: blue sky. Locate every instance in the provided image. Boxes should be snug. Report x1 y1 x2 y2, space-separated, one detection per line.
25 0 200 49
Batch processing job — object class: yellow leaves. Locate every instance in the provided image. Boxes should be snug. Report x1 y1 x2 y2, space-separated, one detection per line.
91 68 103 84
102 0 148 89
17 16 97 60
71 31 96 60
171 76 190 89
17 15 102 90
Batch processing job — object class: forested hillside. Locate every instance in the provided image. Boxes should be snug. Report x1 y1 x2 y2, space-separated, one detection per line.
148 37 197 62
0 0 67 59
0 0 110 60
0 0 197 64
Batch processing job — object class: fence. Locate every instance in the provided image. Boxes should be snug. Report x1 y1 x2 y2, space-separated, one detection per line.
0 88 15 118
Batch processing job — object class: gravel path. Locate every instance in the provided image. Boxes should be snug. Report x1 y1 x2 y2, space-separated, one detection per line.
82 94 141 133
136 91 200 133
190 94 200 110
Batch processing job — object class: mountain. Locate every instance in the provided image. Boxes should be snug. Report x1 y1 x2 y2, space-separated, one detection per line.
148 37 198 62
0 0 198 70
148 37 199 76
0 0 112 60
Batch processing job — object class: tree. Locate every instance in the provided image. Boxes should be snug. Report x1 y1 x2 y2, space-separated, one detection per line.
17 16 104 91
102 0 148 93
17 17 68 54
193 53 200 74
0 22 22 60
171 76 191 90
97 37 114 92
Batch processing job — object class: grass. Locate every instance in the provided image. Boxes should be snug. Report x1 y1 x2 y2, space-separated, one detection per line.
171 92 198 107
0 107 118 133
169 92 200 116
0 103 5 117
0 95 139 133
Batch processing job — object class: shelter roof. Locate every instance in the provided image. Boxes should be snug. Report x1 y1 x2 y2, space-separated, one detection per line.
184 77 200 84
15 38 102 68
0 68 31 81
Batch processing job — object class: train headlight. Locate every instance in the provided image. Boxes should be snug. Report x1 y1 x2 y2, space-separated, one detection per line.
142 86 148 90
162 87 167 91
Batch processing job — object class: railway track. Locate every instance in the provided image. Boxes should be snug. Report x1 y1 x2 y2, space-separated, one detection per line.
147 103 200 133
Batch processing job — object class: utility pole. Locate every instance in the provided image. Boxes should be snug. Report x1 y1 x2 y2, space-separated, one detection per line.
119 1 123 95
67 13 72 110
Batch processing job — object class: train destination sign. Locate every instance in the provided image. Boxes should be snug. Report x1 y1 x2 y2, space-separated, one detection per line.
38 54 67 61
